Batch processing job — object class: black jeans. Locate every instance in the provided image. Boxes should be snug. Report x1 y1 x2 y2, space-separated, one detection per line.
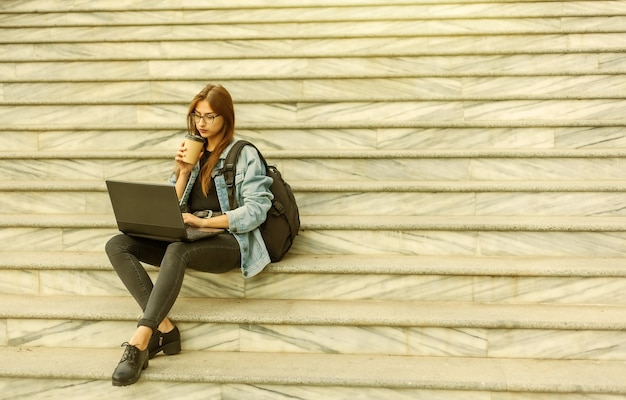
105 233 240 331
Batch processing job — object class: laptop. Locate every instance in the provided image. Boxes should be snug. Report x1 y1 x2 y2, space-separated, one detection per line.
105 180 224 242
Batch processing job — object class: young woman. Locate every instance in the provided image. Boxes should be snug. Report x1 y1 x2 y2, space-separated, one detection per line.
105 84 273 386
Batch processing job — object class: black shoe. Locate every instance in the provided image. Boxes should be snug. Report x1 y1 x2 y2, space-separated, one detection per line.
112 343 149 386
148 326 181 359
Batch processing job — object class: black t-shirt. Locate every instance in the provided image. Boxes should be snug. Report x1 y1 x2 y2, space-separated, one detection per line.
189 151 221 213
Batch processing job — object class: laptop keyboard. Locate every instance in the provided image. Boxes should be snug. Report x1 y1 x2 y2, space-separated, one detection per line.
185 228 217 241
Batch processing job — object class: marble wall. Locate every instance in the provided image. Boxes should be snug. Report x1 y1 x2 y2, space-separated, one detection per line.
3 0 626 396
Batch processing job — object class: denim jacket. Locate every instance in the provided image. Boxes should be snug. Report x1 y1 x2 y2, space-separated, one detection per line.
169 140 273 278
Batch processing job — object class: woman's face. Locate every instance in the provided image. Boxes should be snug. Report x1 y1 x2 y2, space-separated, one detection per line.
192 99 224 148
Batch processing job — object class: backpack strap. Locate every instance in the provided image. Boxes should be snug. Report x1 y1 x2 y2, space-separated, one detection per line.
221 140 268 210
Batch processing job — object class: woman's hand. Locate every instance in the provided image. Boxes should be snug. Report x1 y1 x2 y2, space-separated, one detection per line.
182 213 205 228
175 141 196 176
182 213 230 229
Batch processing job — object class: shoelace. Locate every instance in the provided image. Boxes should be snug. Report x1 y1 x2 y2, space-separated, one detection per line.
119 342 138 364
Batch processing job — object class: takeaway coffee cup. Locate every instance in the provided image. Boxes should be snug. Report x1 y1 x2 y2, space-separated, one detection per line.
182 134 205 164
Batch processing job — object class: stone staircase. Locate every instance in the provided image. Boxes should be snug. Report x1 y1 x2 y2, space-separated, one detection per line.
2 0 626 398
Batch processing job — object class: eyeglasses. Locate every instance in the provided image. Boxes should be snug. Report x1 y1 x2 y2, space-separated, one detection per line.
190 112 221 124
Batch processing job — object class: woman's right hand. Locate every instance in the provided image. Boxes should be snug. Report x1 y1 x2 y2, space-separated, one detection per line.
174 141 194 199
175 140 194 175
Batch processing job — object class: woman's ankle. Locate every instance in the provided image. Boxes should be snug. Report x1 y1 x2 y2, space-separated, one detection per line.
129 326 153 351
158 318 176 334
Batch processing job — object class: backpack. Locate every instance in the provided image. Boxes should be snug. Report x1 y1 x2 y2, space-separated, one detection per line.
221 140 300 262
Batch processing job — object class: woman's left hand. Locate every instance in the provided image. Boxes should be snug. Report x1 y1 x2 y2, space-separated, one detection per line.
182 213 204 228
182 213 230 229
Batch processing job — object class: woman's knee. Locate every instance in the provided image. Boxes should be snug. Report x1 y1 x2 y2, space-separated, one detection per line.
162 242 191 264
105 234 133 257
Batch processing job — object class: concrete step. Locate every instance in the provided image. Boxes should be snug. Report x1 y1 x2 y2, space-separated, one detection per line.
3 100 626 127
2 295 626 360
1 347 626 398
301 215 626 231
4 252 626 305
0 0 442 11
5 76 626 103
5 53 626 82
4 33 626 62
4 149 626 182
2 0 625 13
2 1 625 25
2 214 626 256
4 126 626 152
3 180 626 217
2 17 625 44
4 213 626 231
6 252 626 278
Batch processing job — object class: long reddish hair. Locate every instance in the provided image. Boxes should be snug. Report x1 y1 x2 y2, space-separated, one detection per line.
185 84 235 195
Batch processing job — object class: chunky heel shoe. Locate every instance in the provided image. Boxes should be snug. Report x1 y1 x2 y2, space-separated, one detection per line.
148 326 181 359
112 343 149 386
